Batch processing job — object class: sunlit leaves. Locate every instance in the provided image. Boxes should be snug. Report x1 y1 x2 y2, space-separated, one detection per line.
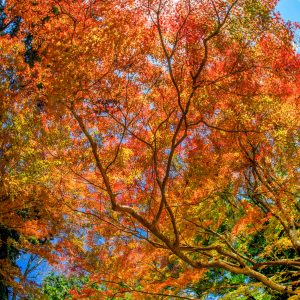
1 0 299 298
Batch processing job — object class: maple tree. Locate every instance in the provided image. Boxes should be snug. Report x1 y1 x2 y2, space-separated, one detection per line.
1 0 300 298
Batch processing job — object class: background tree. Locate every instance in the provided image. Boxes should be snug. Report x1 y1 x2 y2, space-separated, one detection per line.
34 273 94 300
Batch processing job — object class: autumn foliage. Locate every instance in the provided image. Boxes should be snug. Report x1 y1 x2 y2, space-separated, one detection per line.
0 0 300 298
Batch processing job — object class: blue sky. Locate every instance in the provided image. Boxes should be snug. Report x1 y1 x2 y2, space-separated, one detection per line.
276 0 300 22
276 0 300 51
